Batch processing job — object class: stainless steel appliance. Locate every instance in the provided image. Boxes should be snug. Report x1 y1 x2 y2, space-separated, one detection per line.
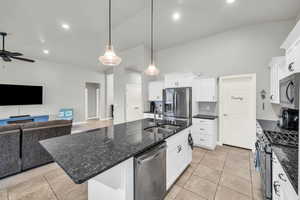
256 132 272 200
163 87 192 120
280 73 300 110
134 142 167 200
278 108 299 131
256 122 299 200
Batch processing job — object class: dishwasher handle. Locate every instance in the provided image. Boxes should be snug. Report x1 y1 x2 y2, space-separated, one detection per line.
136 143 167 164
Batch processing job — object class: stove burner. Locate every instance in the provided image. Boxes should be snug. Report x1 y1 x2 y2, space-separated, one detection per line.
263 130 298 148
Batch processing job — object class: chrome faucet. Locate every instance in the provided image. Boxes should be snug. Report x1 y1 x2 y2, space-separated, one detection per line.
154 106 158 126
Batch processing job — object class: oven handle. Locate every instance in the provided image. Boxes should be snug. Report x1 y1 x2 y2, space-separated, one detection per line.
286 81 294 103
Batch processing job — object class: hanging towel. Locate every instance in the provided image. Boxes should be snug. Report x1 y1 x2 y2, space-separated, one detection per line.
254 142 260 171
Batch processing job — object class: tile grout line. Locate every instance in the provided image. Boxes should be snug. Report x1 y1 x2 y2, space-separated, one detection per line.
43 176 60 200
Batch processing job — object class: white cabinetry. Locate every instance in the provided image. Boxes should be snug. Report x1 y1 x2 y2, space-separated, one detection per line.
164 73 194 88
272 153 298 200
192 118 217 150
148 81 164 101
193 78 218 102
281 19 300 79
269 57 285 104
166 127 192 190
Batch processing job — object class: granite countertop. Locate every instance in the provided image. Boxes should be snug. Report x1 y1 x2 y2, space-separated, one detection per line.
257 119 298 193
40 118 191 184
193 114 218 120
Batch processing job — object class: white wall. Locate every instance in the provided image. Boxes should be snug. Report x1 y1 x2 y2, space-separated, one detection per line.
0 60 105 122
158 20 296 120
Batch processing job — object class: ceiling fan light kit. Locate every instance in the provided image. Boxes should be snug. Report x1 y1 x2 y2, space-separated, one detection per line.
99 0 122 66
145 0 159 76
0 32 35 63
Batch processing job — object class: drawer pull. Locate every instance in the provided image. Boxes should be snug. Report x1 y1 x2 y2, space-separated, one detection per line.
273 181 280 197
288 62 295 72
200 128 205 131
278 173 287 182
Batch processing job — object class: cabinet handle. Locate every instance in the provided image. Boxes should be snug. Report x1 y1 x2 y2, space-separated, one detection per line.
177 145 182 153
278 173 287 182
270 95 273 100
288 62 295 72
200 128 205 131
273 181 280 197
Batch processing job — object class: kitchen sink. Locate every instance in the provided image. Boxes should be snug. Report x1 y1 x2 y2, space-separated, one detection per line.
144 127 173 134
159 124 181 130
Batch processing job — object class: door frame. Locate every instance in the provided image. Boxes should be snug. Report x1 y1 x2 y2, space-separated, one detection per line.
219 73 256 150
85 83 101 121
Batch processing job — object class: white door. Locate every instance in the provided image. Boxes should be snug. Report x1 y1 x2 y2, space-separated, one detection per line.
126 84 143 122
219 74 256 150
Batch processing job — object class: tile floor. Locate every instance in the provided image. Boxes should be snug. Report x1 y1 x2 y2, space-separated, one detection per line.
0 145 262 200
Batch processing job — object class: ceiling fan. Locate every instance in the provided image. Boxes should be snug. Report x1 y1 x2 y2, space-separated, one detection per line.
0 32 35 63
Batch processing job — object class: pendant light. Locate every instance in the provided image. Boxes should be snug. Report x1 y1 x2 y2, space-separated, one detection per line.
145 0 159 76
99 0 122 66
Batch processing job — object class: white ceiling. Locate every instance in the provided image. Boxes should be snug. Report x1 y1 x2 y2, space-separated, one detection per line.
0 0 299 70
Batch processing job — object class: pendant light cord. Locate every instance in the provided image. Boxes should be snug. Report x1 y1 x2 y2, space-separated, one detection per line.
109 0 112 47
151 0 154 64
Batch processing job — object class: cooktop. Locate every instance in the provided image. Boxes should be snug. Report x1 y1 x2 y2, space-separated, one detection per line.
264 130 298 148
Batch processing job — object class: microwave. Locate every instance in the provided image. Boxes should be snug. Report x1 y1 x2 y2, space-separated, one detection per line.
280 73 300 110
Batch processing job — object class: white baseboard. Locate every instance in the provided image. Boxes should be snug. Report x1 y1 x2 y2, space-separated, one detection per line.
217 141 223 146
100 117 113 121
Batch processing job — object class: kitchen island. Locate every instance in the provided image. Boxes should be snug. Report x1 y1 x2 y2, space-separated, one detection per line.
40 118 192 200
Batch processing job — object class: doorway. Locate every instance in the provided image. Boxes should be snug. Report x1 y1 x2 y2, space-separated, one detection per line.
85 82 100 120
219 74 256 150
126 83 143 122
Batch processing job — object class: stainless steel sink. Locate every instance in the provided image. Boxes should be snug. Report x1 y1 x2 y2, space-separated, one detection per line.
159 124 181 130
144 127 173 134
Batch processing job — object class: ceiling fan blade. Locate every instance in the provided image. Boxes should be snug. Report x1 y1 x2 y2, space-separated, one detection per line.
10 56 35 63
1 55 12 62
8 52 23 56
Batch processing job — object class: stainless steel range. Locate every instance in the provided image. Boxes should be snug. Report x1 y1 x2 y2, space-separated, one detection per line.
256 122 299 200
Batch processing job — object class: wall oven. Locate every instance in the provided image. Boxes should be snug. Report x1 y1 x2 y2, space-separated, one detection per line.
280 73 300 110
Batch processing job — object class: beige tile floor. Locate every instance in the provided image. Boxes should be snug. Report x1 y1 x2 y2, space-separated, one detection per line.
0 145 263 200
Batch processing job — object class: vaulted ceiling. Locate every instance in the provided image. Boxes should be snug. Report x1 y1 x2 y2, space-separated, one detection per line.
0 0 299 70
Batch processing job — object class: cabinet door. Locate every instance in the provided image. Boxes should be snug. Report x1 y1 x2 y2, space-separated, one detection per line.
194 79 217 102
148 81 163 101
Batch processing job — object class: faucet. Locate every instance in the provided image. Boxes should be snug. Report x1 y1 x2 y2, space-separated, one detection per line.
154 106 158 126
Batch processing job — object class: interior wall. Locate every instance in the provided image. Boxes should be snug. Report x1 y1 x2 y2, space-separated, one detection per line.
158 20 296 120
0 59 105 122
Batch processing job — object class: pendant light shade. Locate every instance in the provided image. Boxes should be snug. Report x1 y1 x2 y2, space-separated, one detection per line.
145 0 159 76
99 45 122 66
99 0 122 66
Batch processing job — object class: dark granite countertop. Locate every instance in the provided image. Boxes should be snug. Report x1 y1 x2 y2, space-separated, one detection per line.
40 118 191 184
257 119 298 193
193 114 218 120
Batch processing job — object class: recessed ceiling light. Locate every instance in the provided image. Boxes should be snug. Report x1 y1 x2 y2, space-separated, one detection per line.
61 23 70 30
43 49 49 55
172 12 181 21
226 0 235 4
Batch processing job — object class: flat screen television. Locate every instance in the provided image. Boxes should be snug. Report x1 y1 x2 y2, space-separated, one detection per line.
0 84 43 106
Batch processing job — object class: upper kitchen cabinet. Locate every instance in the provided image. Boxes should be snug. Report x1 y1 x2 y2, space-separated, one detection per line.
281 20 300 79
148 81 164 101
193 78 218 102
269 57 285 104
164 73 194 88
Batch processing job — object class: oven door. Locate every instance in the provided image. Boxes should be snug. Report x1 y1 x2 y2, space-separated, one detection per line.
256 141 272 200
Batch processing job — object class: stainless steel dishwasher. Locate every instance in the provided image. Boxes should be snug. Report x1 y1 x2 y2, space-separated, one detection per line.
134 142 167 200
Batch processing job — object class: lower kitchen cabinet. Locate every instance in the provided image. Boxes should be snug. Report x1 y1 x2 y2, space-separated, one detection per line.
272 152 298 200
166 127 192 190
192 118 217 150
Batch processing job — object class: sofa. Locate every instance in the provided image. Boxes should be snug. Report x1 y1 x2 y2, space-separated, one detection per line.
0 120 72 178
0 124 22 178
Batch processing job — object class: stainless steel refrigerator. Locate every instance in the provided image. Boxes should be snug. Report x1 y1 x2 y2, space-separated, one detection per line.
163 87 192 120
